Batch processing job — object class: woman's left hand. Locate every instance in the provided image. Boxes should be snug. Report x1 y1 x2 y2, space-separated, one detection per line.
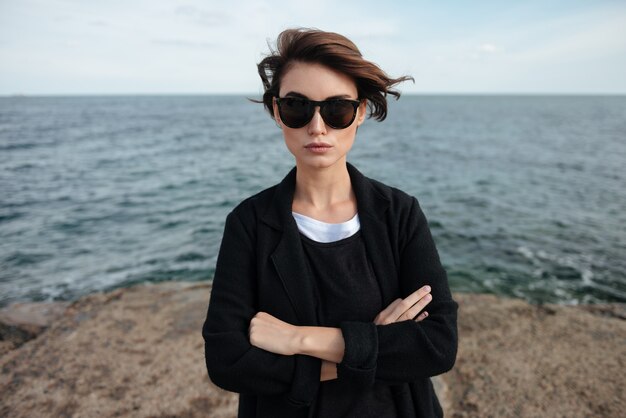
249 312 301 355
374 285 432 325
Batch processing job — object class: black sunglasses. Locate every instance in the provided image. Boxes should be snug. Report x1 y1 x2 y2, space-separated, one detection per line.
275 97 361 129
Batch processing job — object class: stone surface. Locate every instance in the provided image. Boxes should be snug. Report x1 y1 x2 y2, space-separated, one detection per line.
0 301 70 356
0 282 237 418
1 282 624 417
440 293 626 418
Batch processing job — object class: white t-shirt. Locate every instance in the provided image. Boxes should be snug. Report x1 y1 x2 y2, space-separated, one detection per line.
292 211 361 243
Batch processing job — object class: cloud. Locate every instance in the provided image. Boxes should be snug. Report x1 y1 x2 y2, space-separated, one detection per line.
508 12 626 64
174 5 230 27
2 0 625 94
478 43 501 53
89 20 109 27
152 39 217 49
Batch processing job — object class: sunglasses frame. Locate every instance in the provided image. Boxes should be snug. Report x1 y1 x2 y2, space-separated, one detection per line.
275 97 362 129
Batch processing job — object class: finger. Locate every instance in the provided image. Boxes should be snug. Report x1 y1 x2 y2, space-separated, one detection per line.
401 293 433 321
414 311 428 322
390 285 431 321
374 298 403 325
377 298 405 325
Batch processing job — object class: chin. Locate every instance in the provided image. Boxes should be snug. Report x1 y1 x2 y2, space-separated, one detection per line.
295 155 346 170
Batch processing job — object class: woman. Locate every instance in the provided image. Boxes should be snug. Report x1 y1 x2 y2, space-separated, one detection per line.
202 28 458 418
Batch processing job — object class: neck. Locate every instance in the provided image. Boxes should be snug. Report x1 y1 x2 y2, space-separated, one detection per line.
293 162 352 210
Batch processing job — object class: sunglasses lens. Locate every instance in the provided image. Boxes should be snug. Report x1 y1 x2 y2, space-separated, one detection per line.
321 100 357 129
277 98 358 129
278 98 312 128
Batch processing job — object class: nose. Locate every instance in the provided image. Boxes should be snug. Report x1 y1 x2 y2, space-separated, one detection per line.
307 106 327 135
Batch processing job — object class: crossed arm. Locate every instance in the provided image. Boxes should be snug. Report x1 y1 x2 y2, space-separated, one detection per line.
248 285 433 381
204 203 458 403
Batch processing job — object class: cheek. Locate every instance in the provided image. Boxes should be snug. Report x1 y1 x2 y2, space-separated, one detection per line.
340 129 358 149
282 130 299 153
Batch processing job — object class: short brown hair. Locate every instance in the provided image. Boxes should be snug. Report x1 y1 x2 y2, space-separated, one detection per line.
256 28 413 122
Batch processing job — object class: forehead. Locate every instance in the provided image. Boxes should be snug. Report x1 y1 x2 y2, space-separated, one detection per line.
278 61 358 100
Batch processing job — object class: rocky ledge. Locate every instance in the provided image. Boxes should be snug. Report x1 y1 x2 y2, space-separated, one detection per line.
1 282 624 417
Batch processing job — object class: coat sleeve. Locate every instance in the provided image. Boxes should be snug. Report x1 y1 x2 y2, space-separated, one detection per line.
337 197 458 387
202 209 321 406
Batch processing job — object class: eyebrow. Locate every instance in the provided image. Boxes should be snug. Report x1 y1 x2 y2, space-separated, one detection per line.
283 91 356 100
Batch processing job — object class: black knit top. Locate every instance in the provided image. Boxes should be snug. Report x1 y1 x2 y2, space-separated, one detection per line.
300 231 399 418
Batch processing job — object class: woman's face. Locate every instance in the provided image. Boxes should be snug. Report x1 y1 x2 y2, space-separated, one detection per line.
273 61 367 171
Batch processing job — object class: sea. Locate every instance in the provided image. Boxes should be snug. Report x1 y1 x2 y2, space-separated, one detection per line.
1 95 625 307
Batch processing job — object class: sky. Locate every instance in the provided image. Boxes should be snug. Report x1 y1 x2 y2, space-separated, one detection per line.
1 0 625 95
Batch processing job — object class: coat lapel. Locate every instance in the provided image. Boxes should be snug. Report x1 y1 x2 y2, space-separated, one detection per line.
262 167 319 325
347 163 398 305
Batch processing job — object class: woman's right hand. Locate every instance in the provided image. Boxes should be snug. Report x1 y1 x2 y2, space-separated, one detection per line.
373 285 432 325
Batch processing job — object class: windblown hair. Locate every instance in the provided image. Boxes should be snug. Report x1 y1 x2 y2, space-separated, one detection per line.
256 28 413 121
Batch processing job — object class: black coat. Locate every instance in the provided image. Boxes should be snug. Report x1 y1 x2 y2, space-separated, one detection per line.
202 163 458 418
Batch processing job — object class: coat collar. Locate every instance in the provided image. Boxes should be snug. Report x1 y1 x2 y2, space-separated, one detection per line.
260 162 390 230
260 163 397 325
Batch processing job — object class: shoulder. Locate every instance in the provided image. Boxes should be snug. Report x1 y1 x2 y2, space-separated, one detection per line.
348 162 418 214
226 182 280 226
218 184 279 243
359 173 422 231
365 175 417 210
359 173 428 242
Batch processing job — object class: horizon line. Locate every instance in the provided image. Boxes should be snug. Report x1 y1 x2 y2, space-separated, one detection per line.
2 92 626 98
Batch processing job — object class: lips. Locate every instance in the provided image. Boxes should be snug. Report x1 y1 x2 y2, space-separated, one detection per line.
304 142 332 149
304 142 333 154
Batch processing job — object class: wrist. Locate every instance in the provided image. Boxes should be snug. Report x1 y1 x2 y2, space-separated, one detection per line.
292 325 308 355
297 326 319 357
298 326 345 363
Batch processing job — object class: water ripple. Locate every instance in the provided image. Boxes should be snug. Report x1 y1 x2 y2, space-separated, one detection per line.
1 95 625 306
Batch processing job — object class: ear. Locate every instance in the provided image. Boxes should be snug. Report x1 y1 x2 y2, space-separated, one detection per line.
272 98 283 128
356 99 367 126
